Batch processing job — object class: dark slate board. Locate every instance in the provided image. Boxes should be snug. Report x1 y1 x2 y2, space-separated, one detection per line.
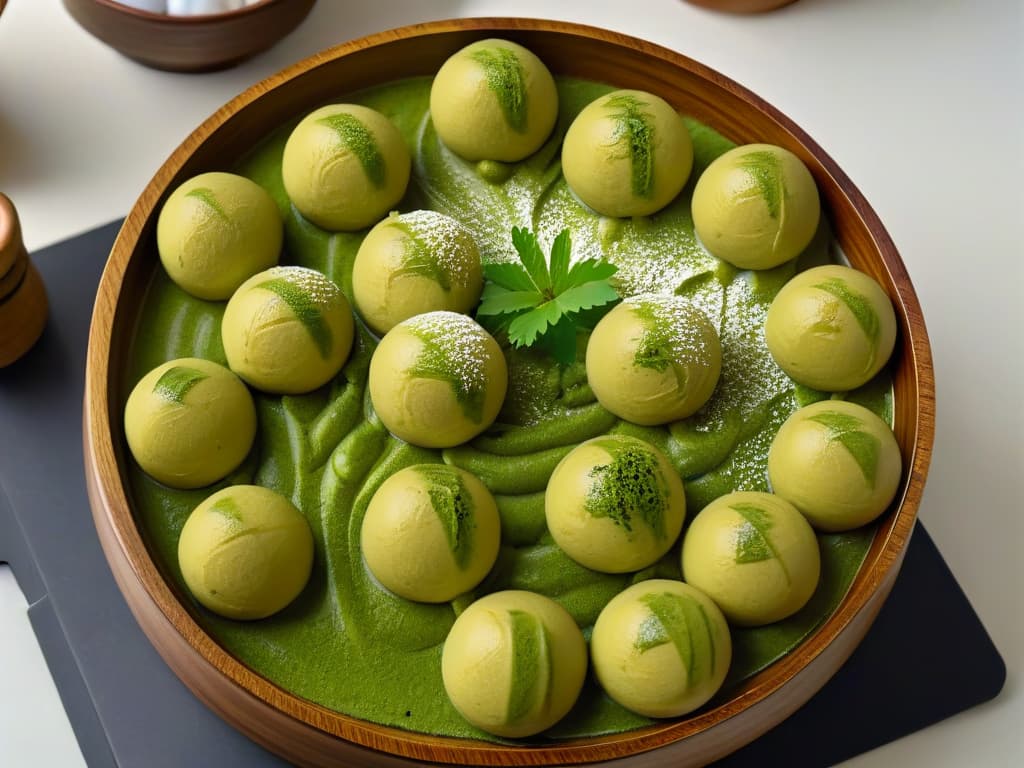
0 221 1006 767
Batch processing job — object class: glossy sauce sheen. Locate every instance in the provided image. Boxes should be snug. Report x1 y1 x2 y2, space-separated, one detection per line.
126 76 890 741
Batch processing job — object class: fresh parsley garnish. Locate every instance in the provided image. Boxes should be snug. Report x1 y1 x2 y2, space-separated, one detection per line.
477 227 619 364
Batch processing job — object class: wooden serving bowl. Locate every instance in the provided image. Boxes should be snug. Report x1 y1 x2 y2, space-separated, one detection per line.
62 0 316 73
83 17 935 768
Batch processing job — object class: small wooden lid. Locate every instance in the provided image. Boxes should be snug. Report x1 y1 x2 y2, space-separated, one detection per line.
0 194 48 367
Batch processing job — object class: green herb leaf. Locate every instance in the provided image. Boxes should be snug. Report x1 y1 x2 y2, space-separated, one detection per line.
508 300 561 346
555 281 621 315
482 262 535 292
477 288 544 316
567 257 617 285
511 227 551 292
549 229 572 293
476 227 619 364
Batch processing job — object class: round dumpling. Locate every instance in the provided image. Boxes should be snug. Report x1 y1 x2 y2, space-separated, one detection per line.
282 104 410 231
545 435 686 573
682 491 821 626
368 311 507 448
221 266 354 394
352 210 483 335
361 464 501 603
768 400 902 532
178 485 314 620
692 143 820 270
562 89 693 217
124 357 255 489
430 38 558 162
586 293 721 425
590 579 731 718
156 172 282 300
765 264 898 392
441 590 587 737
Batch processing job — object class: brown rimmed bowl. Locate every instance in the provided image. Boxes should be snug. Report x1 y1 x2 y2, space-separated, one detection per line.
83 17 935 768
62 0 316 73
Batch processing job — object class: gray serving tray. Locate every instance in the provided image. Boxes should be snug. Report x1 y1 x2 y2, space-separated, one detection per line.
0 221 1005 767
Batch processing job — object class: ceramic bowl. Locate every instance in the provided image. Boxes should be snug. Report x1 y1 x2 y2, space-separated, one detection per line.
62 0 316 73
83 17 935 768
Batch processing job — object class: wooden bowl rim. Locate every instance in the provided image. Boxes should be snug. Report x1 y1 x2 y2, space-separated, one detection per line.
83 16 935 766
81 0 291 24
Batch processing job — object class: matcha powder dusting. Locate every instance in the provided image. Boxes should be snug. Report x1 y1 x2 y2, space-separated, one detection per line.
585 442 669 537
406 311 491 423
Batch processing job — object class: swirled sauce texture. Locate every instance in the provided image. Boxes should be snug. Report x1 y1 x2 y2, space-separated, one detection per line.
127 77 891 741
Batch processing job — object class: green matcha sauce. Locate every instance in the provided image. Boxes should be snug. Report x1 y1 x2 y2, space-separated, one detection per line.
126 76 892 742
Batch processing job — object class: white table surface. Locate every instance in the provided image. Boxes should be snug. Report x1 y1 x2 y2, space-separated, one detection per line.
1 0 1021 766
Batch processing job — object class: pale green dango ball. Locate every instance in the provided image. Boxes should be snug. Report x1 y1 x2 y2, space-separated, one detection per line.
586 294 721 426
590 580 731 718
765 264 898 392
441 590 587 738
178 485 313 621
368 311 507 448
430 39 558 162
681 491 821 626
352 210 483 336
156 172 282 300
562 89 693 218
282 104 411 231
124 357 256 489
768 400 902 532
545 435 686 574
692 143 820 270
361 465 501 603
221 266 354 395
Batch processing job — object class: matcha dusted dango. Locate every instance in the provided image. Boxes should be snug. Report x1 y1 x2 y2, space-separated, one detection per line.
178 485 314 620
768 400 902 532
681 491 821 626
221 266 354 395
156 172 282 300
586 294 721 425
124 357 255 489
692 143 820 270
361 465 500 603
352 210 483 336
368 311 507 448
282 104 410 231
590 580 731 718
441 590 587 738
765 264 898 392
545 435 686 573
430 39 558 163
561 89 693 218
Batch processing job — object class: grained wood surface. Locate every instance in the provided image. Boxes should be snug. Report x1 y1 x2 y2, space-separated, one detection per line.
82 17 935 768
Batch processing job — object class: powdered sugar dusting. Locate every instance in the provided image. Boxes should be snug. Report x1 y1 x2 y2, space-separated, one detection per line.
259 265 341 308
404 311 493 422
391 210 478 287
